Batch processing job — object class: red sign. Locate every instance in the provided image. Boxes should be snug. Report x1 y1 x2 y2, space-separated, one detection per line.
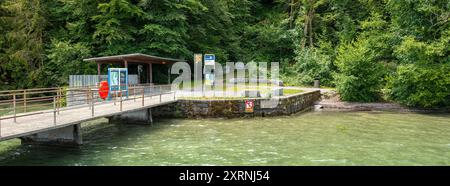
98 81 109 100
245 100 254 113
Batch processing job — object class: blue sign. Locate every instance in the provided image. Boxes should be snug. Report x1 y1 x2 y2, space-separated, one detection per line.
204 54 215 61
204 54 215 66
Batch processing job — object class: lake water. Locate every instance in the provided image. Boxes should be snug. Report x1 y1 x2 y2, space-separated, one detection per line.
0 111 449 165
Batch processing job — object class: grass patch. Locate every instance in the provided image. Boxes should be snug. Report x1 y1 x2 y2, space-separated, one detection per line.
283 89 304 95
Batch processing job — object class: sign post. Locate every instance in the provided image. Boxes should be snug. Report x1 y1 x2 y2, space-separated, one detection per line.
194 54 203 94
204 54 215 86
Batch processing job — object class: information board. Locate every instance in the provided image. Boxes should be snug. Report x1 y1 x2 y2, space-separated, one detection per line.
108 68 128 99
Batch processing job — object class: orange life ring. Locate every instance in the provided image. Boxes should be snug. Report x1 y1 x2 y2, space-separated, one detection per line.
98 81 109 100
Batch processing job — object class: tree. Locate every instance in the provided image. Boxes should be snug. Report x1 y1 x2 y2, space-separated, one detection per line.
293 48 332 86
40 40 93 87
0 0 47 89
383 0 450 108
334 38 385 102
385 63 450 108
92 0 144 55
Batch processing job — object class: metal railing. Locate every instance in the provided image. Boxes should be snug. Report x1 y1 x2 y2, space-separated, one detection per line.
0 84 176 138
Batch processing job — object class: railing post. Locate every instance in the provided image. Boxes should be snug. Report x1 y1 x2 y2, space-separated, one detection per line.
57 89 60 115
56 89 59 111
133 87 136 102
114 90 116 105
87 89 91 109
53 96 56 125
23 90 27 112
0 114 2 138
13 93 16 123
120 92 123 111
91 91 95 117
159 85 162 103
142 87 145 107
58 88 62 114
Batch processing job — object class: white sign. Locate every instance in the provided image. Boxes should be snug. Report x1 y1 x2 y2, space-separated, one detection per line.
110 71 119 86
204 54 215 66
194 53 202 64
245 100 254 113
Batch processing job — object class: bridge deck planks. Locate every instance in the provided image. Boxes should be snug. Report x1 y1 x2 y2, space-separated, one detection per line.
0 94 176 141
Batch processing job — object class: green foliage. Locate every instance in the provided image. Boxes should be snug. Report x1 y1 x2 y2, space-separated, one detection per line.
385 64 450 108
0 0 449 108
240 1 293 63
334 39 385 102
394 34 450 65
292 48 332 86
93 0 145 55
0 0 46 90
40 40 93 87
383 0 450 108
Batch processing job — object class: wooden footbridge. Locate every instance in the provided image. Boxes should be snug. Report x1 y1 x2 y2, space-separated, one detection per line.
0 84 176 145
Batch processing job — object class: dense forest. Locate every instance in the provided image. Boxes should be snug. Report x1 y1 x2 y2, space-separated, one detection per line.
0 0 449 108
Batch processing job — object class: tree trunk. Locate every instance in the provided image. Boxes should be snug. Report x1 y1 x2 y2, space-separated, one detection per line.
290 0 294 29
301 0 315 48
301 14 308 49
308 4 314 47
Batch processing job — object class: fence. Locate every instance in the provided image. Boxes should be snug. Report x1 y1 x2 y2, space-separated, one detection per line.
66 84 172 106
0 84 175 137
69 75 139 88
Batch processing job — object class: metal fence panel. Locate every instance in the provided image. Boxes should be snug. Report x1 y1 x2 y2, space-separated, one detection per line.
69 75 138 88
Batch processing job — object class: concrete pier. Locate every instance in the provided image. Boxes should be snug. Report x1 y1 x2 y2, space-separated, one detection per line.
20 124 82 146
109 108 153 125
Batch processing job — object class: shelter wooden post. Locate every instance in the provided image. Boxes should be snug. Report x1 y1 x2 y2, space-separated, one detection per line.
148 63 152 84
97 62 101 81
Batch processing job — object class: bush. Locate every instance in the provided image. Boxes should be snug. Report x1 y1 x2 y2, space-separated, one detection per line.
292 48 333 86
40 40 93 87
334 39 385 102
384 63 450 108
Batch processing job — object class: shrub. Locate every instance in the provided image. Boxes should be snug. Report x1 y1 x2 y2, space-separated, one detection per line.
384 63 450 108
293 48 333 86
334 39 385 102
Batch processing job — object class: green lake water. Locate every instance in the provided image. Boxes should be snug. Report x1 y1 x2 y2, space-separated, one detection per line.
0 111 449 166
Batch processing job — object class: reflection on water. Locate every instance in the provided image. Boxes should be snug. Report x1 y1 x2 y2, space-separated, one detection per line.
0 111 449 165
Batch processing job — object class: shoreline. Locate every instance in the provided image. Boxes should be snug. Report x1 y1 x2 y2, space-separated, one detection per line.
311 88 449 113
315 101 450 113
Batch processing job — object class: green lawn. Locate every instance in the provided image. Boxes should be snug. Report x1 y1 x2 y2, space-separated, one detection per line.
178 86 304 100
283 89 303 95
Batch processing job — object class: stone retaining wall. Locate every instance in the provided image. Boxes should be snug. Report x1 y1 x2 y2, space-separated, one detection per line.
152 90 321 118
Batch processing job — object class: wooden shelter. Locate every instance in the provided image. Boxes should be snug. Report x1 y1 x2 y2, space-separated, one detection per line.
83 53 186 83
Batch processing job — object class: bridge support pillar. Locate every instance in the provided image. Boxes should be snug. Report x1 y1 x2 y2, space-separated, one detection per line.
109 108 153 125
20 124 82 146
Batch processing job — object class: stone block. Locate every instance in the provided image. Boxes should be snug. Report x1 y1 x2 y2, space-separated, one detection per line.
241 90 261 98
